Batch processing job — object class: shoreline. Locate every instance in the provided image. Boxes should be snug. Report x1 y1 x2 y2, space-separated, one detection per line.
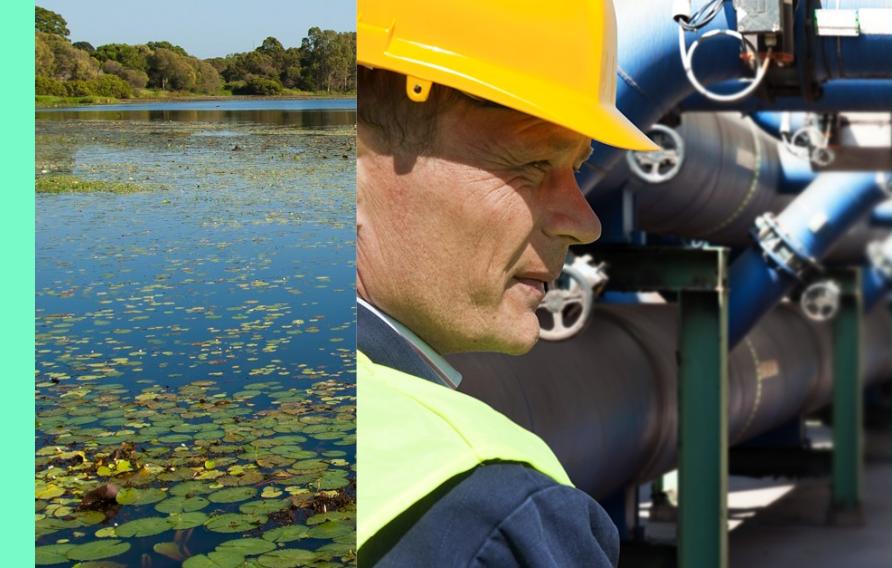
36 93 356 109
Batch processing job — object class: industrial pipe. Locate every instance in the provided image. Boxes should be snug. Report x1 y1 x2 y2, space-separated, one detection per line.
582 1 892 193
449 303 892 499
872 200 892 226
629 113 797 246
728 172 889 347
580 0 743 192
681 79 892 112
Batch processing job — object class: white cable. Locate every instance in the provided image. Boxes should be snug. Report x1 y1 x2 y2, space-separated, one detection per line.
677 26 772 103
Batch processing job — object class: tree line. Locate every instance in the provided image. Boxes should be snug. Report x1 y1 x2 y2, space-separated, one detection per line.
36 6 356 99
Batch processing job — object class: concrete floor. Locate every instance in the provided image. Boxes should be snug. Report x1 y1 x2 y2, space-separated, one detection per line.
630 425 892 568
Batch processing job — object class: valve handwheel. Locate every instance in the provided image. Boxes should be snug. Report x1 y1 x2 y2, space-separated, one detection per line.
800 280 841 322
538 255 608 341
627 124 685 184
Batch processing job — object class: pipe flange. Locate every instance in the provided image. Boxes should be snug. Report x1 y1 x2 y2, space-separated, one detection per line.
627 124 685 184
538 255 608 341
752 213 822 279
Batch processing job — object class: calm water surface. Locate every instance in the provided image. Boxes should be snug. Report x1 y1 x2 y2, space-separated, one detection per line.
35 101 357 567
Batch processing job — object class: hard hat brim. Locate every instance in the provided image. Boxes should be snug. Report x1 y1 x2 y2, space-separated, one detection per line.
359 37 661 153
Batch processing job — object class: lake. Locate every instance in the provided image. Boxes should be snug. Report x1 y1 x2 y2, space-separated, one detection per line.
35 100 357 567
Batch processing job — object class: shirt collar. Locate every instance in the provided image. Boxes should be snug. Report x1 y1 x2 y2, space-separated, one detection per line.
357 297 463 389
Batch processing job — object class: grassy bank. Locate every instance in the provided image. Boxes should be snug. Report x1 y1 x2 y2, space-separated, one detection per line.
36 89 356 108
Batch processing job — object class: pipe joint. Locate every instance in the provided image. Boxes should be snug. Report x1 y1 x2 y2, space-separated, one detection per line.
752 212 822 279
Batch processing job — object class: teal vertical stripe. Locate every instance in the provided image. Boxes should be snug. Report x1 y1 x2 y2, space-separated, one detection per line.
1 1 36 565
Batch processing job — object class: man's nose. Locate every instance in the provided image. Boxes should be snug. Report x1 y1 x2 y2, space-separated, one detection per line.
542 167 602 244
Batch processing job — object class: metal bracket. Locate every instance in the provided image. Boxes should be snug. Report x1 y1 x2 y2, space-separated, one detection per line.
752 212 822 279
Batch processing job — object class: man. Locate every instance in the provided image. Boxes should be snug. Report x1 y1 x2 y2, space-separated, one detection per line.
356 1 658 566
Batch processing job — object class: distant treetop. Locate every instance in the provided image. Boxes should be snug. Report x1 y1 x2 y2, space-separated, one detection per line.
36 6 69 37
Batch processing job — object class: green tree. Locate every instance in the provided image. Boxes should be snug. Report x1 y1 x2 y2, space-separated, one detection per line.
35 33 55 77
73 41 95 53
257 36 284 58
95 43 148 71
191 59 222 94
298 28 355 92
146 41 188 57
36 6 69 37
38 32 100 81
147 48 196 91
222 51 277 82
101 60 149 89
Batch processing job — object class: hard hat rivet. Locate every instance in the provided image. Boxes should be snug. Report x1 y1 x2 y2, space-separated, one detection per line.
413 84 422 94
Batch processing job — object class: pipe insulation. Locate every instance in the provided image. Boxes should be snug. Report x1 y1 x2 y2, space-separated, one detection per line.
728 172 890 346
596 113 884 262
631 113 798 246
449 303 892 499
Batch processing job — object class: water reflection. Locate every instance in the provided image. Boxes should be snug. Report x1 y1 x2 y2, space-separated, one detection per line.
37 108 356 127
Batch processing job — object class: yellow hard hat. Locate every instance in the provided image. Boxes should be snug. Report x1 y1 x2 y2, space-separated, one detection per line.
357 0 660 152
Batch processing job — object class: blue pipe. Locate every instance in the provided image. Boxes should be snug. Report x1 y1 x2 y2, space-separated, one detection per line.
807 0 892 83
681 79 892 112
729 172 890 347
580 0 743 193
863 265 890 310
778 147 817 194
582 0 892 193
872 200 892 226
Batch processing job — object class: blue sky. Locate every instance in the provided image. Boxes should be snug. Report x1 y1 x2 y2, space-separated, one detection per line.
37 1 356 59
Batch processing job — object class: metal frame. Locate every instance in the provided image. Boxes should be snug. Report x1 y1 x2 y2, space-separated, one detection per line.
587 245 730 568
827 267 865 525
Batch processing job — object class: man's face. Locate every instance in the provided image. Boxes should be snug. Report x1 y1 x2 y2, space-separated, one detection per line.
358 98 601 355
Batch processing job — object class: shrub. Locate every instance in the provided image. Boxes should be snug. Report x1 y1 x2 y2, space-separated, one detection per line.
233 76 283 95
87 75 132 98
65 80 93 97
35 75 67 96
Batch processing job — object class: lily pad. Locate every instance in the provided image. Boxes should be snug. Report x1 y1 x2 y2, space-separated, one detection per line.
204 512 268 533
155 495 209 513
168 511 209 529
208 486 256 503
239 498 290 515
256 549 316 567
182 551 245 568
115 516 171 537
66 540 131 561
306 520 353 539
216 537 277 555
116 487 166 505
170 480 214 497
261 524 308 543
36 544 75 565
36 484 65 500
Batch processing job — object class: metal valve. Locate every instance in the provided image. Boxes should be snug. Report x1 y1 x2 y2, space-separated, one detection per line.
538 254 608 341
627 124 685 184
800 279 841 322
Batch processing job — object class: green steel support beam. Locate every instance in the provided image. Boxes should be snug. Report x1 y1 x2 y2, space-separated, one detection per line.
678 288 729 568
586 245 729 568
828 267 864 525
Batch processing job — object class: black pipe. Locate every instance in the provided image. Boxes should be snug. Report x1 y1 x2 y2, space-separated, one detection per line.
450 303 891 498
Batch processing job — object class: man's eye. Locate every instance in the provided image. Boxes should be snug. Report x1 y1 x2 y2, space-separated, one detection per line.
526 160 551 173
